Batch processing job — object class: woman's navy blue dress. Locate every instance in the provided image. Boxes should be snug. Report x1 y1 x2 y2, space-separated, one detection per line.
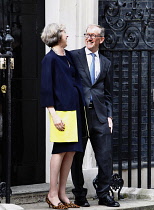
41 50 84 154
52 55 83 154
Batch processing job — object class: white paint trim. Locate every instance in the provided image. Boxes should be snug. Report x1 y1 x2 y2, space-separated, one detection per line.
45 0 98 183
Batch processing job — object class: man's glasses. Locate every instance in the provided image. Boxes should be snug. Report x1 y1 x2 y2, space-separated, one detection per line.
84 33 103 39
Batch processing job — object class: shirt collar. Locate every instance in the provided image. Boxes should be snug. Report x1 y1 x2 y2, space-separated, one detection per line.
85 47 99 57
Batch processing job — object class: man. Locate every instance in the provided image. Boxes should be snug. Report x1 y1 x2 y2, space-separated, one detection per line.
71 24 120 207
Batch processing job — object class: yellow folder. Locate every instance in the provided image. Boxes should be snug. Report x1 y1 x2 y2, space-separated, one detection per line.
49 110 78 143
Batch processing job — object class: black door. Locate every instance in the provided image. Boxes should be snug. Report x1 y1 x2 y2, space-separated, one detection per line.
0 0 45 185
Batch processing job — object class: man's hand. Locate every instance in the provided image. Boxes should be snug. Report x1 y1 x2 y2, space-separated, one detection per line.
108 117 113 133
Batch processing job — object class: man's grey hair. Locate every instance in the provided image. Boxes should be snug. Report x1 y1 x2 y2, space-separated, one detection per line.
86 24 105 37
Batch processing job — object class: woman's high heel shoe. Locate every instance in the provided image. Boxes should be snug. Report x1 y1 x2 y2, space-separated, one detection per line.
46 196 68 209
62 201 80 208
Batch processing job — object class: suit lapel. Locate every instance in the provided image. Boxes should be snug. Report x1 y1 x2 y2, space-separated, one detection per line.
76 49 106 85
77 48 91 82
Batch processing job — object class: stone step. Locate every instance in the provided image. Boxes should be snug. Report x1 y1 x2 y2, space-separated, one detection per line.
0 183 73 205
1 184 154 210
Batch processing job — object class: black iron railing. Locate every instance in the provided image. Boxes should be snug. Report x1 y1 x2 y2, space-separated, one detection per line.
99 0 154 189
101 49 154 189
0 25 14 203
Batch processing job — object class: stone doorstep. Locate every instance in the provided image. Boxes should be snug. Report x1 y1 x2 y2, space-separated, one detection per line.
1 183 154 205
0 183 73 205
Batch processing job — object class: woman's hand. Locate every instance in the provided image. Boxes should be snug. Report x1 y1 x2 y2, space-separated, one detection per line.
52 114 65 131
48 106 65 131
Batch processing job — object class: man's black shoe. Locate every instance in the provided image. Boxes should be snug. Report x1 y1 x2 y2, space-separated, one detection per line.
98 194 120 207
74 199 90 207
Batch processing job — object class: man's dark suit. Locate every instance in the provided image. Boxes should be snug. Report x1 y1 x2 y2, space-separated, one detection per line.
71 47 113 200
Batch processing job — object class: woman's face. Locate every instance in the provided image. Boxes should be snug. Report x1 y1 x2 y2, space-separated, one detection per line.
59 30 68 48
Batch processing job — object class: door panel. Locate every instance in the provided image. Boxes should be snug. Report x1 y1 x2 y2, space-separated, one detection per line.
0 0 45 186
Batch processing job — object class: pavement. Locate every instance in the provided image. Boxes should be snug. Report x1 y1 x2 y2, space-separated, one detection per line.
20 198 154 210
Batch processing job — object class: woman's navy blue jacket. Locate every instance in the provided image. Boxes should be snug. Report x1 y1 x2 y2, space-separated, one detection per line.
40 49 85 110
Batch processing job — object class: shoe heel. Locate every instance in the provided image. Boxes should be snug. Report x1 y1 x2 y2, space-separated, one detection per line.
46 196 52 208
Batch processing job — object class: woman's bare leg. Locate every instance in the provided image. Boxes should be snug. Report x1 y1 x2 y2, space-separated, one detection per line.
58 152 75 203
48 152 65 205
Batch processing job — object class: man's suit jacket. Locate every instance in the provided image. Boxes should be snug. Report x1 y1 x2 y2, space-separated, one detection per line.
71 47 112 123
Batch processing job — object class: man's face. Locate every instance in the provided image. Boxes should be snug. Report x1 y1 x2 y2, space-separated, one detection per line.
85 26 105 53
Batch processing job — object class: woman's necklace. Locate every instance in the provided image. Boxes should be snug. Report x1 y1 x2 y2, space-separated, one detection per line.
52 47 66 56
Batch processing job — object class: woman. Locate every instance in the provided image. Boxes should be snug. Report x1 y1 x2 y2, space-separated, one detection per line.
40 23 85 209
